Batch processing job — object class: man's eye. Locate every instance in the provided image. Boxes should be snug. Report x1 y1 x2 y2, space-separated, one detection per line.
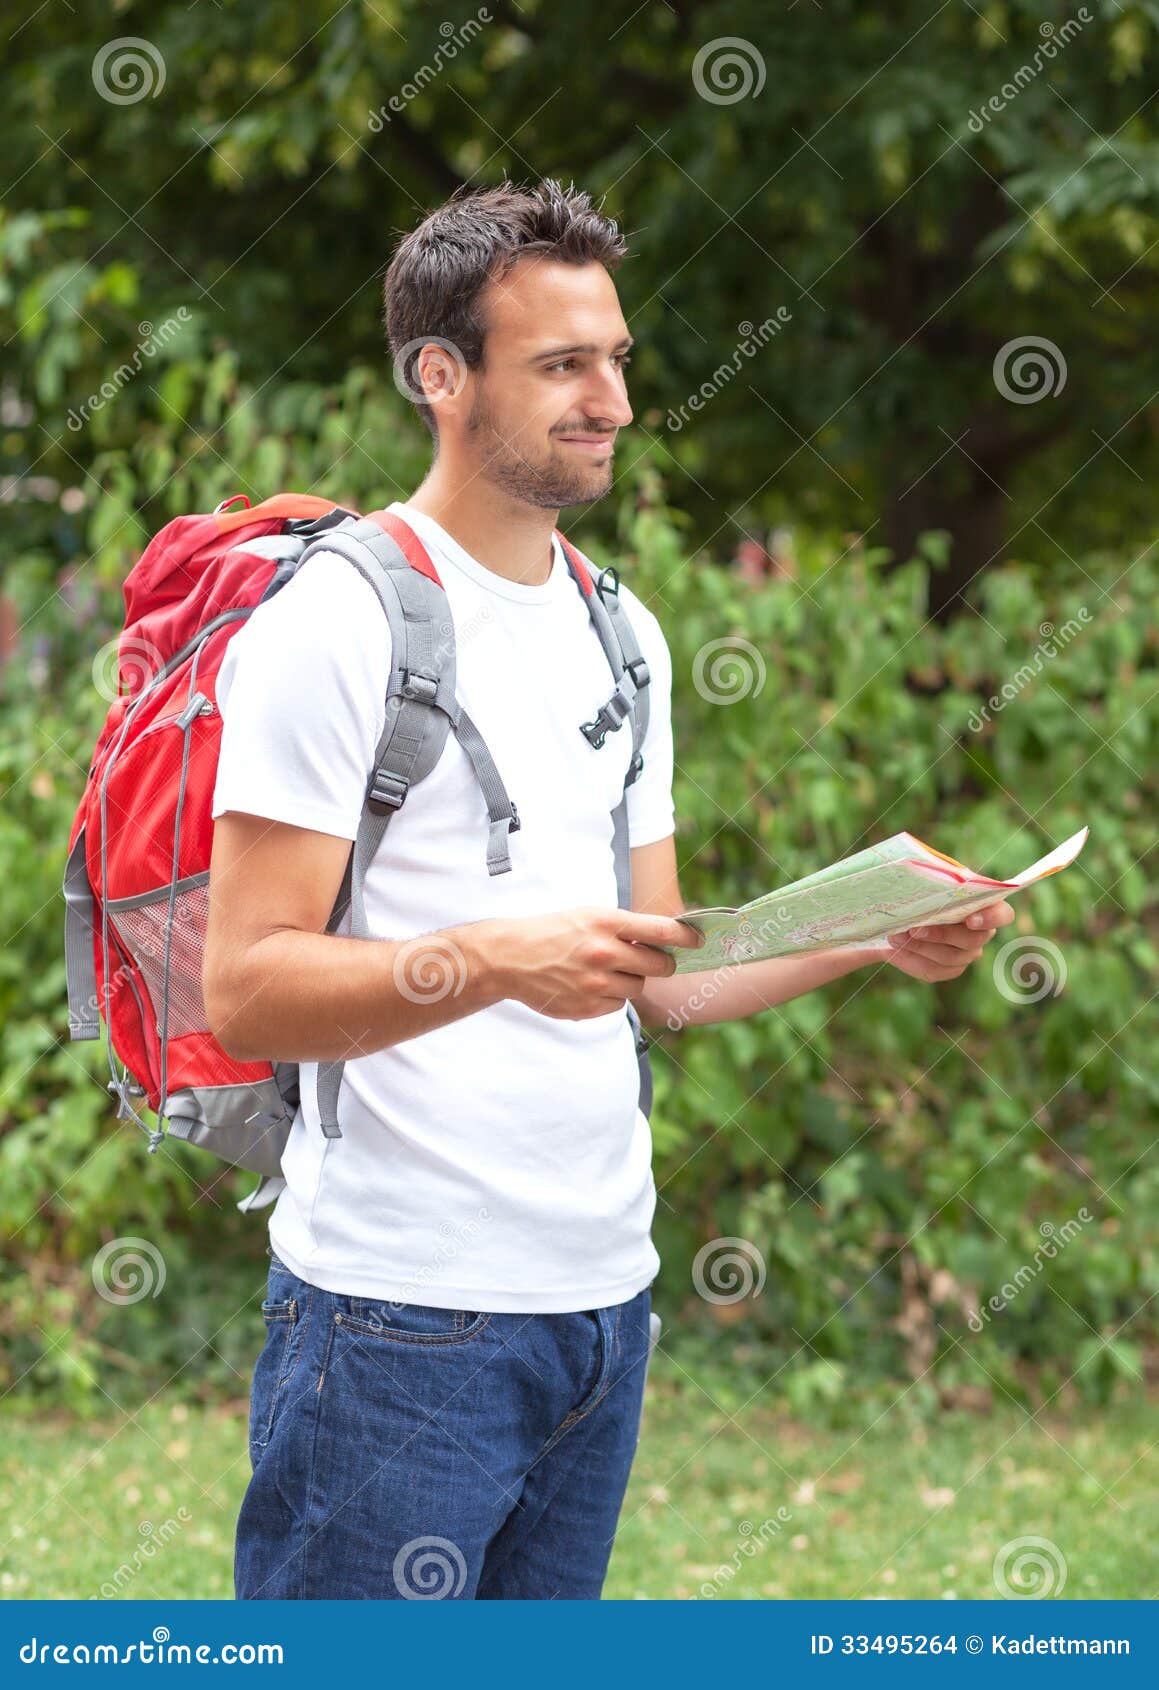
546 359 575 373
614 353 633 369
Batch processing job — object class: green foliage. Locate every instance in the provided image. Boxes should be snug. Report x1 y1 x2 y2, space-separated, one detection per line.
607 472 1157 1411
4 1 1159 604
0 0 1155 1411
1 448 1154 1410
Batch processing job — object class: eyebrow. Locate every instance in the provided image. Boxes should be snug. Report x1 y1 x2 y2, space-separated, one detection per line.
532 336 635 363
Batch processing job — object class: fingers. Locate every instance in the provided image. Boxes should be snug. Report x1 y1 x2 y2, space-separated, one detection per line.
966 898 1015 930
609 939 681 979
898 921 997 954
894 935 981 967
611 909 705 951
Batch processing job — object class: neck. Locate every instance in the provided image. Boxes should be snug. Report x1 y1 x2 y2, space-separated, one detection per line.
404 458 559 588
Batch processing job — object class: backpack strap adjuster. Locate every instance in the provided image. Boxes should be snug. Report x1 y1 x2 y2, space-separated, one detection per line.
367 769 410 813
624 656 650 690
399 669 439 704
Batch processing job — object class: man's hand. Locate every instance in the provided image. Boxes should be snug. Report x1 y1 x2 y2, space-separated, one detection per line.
882 898 1016 982
485 905 705 1021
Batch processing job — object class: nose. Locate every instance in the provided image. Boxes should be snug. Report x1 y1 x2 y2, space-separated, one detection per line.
580 360 633 429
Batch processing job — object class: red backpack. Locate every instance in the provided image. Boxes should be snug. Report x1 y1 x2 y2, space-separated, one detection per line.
63 493 654 1211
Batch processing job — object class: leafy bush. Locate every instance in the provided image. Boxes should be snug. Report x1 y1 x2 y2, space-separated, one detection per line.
1 423 1154 1413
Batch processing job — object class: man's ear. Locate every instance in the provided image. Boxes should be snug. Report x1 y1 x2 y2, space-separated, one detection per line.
415 340 469 412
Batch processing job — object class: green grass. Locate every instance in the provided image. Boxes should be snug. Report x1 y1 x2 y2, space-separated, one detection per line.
1 1372 1153 1600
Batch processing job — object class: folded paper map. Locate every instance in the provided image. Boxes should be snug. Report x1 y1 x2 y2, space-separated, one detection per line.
660 827 1089 975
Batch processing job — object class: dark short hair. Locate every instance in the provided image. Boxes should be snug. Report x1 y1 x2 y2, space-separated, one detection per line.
383 178 628 437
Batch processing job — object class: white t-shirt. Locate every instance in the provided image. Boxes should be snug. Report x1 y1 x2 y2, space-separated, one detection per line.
210 501 676 1312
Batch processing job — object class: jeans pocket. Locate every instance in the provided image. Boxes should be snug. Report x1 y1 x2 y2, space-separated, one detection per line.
334 1294 490 1346
248 1293 305 1465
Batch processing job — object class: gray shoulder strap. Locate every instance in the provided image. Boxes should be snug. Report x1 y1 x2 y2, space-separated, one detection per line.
305 520 519 1141
558 546 651 788
557 544 657 1123
304 520 453 1142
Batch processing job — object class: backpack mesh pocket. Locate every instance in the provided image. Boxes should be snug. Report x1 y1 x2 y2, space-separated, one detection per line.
106 873 211 1040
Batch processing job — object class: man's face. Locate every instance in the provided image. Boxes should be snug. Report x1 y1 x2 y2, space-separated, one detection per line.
449 257 634 510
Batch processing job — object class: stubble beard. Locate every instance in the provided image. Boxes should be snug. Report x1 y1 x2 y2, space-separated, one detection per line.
465 392 615 511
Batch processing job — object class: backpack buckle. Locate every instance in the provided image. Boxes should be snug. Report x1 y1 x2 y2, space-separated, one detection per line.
580 690 632 748
626 748 644 786
508 801 521 834
399 669 439 705
625 656 650 691
367 769 410 813
580 707 615 749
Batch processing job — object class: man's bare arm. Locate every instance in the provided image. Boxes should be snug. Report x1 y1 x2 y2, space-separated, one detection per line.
202 813 699 1063
627 833 1011 1028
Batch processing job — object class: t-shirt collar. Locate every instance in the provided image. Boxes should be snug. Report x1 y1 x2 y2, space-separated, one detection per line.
387 500 567 605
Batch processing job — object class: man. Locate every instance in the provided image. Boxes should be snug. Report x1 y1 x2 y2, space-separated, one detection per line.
204 179 1013 1601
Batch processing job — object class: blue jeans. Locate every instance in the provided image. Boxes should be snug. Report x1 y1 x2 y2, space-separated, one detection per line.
234 1251 654 1600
